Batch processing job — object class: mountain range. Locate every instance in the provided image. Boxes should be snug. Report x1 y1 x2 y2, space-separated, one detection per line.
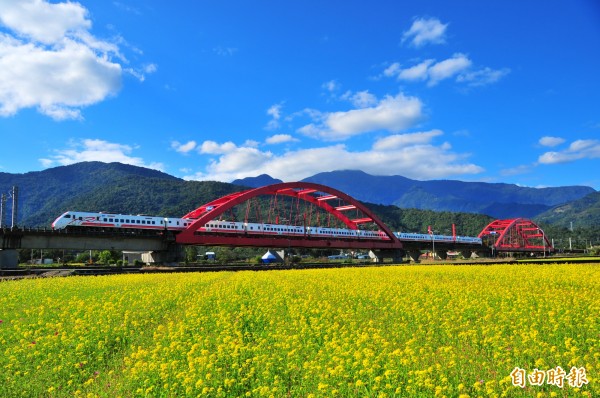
234 170 596 220
1 162 598 231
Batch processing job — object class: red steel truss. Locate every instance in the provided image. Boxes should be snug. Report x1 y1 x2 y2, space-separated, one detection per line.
176 182 402 249
478 218 554 253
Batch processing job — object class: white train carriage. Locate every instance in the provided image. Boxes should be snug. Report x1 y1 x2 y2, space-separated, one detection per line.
51 211 194 231
394 232 482 245
198 220 390 240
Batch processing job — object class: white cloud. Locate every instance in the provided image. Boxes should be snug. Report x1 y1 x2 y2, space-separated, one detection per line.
402 17 448 47
538 139 600 164
427 53 472 86
384 54 508 88
456 67 510 87
0 36 122 119
183 134 483 182
340 90 377 108
0 0 91 44
213 46 237 56
266 103 283 130
539 136 565 147
322 80 340 92
0 0 148 120
397 59 434 81
124 63 158 82
40 138 164 170
500 164 533 176
371 130 443 151
265 134 298 145
298 93 424 141
171 140 197 154
199 140 238 154
243 139 260 148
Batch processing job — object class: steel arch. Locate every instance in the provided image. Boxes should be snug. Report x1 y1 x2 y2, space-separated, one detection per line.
478 218 553 252
176 182 401 248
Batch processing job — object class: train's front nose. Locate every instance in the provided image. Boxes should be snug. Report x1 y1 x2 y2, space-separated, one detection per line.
51 212 68 229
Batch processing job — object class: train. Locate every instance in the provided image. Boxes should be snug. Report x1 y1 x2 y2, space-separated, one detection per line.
51 211 194 231
394 232 482 244
51 211 482 244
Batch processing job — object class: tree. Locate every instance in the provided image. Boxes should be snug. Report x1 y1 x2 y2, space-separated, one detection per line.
97 250 114 265
184 246 198 264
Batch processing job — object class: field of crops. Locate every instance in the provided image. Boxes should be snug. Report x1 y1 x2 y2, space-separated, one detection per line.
1 264 598 397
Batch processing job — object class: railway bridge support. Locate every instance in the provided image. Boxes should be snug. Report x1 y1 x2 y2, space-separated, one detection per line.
368 249 405 263
0 249 18 269
141 245 185 265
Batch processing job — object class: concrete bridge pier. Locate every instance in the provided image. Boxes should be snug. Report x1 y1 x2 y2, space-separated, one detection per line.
142 245 185 265
369 249 405 264
475 249 490 258
435 250 448 260
407 250 422 262
0 249 19 269
461 250 474 259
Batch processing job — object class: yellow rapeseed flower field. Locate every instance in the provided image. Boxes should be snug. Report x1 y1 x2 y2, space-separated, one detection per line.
0 264 598 397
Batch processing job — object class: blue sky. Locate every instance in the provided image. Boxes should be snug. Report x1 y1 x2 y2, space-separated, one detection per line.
1 0 599 190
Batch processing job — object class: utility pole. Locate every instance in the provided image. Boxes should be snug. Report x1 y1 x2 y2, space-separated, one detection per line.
11 186 18 228
0 193 6 228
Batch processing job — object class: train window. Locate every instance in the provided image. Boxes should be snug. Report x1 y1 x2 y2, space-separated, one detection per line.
64 215 71 218
109 218 113 222
142 221 146 224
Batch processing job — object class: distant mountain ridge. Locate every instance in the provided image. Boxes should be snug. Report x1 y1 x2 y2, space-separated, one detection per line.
231 174 283 188
301 170 595 219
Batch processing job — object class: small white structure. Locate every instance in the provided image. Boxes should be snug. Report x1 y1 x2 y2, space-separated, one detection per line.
261 250 282 264
205 251 216 261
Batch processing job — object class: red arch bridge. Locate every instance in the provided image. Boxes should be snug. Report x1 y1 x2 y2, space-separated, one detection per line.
0 182 553 266
479 218 554 256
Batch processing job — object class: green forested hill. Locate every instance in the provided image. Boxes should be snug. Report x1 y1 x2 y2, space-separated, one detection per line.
0 162 181 226
535 191 600 230
363 203 493 237
37 177 242 227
